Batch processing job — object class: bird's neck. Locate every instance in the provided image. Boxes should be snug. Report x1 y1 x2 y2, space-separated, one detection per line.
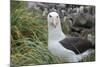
48 23 65 41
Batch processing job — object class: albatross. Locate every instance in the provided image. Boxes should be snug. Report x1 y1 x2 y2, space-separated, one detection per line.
47 12 95 62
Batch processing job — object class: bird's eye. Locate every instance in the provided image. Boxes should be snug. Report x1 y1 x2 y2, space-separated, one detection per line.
49 15 52 17
57 16 58 18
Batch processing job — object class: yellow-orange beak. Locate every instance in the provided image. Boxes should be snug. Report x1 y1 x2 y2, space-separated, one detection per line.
51 17 57 28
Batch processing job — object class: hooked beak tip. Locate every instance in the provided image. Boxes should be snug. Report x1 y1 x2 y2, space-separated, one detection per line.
51 22 57 28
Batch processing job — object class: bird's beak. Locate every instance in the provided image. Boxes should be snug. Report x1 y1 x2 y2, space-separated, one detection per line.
51 17 57 28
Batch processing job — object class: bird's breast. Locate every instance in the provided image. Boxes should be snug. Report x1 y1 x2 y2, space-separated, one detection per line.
48 41 68 56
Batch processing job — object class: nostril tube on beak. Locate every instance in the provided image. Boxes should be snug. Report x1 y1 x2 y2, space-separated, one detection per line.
51 17 57 28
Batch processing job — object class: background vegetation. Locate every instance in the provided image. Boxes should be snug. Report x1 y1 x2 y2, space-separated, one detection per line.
11 1 62 66
11 1 95 66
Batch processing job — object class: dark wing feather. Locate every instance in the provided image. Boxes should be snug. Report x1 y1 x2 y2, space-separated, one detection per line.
59 37 95 54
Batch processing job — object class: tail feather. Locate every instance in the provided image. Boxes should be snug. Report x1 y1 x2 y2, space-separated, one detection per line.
77 49 95 61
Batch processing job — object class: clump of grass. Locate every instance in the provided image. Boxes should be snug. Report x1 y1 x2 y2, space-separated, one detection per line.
11 1 62 66
81 54 95 62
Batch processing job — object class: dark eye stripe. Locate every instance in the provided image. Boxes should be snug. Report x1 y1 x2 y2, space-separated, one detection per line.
49 15 52 17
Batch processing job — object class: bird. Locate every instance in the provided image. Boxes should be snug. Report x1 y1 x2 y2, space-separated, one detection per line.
47 12 95 62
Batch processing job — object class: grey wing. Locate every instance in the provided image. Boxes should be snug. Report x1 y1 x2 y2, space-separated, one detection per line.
59 37 95 54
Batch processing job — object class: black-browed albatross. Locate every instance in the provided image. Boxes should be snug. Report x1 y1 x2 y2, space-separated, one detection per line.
47 12 95 62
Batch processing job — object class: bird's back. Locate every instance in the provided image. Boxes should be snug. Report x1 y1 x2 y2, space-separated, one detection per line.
59 37 95 54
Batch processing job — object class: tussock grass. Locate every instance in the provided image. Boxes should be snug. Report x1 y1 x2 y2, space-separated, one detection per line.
11 1 95 66
11 1 62 66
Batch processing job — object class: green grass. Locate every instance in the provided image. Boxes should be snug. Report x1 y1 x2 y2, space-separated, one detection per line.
11 1 62 66
11 1 95 66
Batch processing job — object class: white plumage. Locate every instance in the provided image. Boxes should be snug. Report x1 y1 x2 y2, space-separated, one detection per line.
47 12 95 62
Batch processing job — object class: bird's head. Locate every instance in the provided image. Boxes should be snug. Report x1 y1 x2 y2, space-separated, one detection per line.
47 12 65 39
47 12 60 28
